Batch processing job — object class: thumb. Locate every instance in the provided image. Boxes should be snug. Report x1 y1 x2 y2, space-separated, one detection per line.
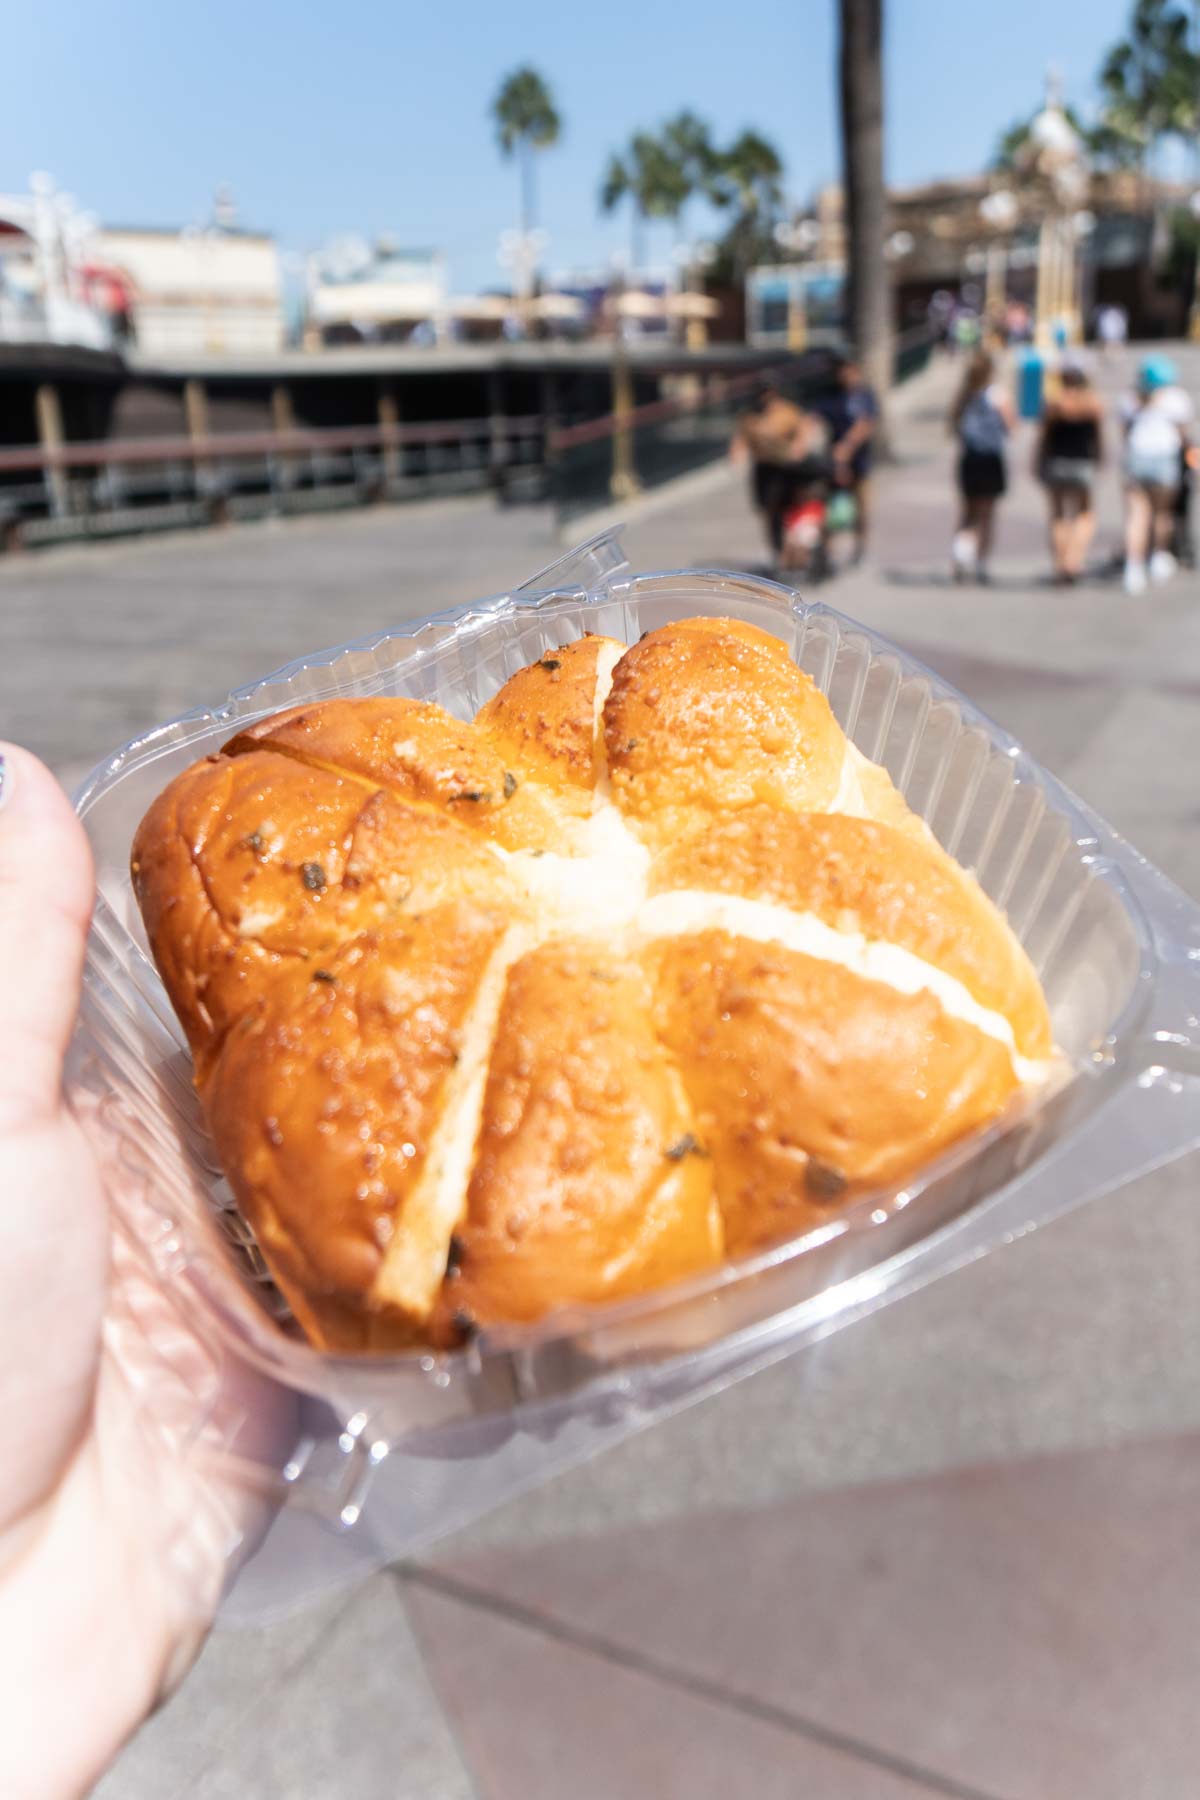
0 745 94 1131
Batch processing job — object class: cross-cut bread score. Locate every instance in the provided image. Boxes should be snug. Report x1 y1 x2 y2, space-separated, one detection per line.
131 618 1055 1353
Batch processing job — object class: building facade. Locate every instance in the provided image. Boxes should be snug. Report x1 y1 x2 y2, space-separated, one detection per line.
95 226 284 357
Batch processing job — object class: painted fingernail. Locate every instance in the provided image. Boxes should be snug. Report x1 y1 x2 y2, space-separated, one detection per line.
0 752 8 812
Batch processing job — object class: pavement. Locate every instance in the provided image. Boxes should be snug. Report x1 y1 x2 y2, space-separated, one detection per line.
4 345 1200 1799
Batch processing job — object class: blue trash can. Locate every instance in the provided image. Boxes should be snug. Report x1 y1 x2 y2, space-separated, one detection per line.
1018 351 1044 421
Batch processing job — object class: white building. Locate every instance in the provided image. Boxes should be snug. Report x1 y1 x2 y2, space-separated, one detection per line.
95 224 284 357
0 177 285 358
0 176 115 351
305 240 448 345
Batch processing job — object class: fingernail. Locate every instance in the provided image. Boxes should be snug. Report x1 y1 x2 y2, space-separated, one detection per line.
0 752 8 812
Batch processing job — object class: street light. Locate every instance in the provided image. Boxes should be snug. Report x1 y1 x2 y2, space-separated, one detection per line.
977 188 1018 323
1017 72 1089 346
497 226 549 333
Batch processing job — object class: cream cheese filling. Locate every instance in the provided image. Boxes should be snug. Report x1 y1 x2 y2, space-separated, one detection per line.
372 924 530 1315
371 649 1053 1319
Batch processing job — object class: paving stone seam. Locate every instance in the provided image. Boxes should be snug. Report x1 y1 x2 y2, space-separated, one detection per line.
397 1565 1013 1800
393 1576 485 1800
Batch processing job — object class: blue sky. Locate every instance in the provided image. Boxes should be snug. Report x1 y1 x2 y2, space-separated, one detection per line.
4 0 1137 293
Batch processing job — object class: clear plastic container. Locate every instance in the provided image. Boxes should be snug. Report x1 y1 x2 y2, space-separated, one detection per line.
68 532 1200 1620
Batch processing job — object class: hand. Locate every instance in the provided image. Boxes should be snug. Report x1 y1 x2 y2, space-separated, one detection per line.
0 746 268 1798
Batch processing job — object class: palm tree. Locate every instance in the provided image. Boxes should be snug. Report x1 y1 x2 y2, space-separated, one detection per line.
600 132 689 271
662 111 718 232
492 67 562 242
1098 0 1200 174
838 0 891 421
707 129 785 280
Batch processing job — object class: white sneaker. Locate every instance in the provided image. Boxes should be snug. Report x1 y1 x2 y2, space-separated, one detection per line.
951 531 976 580
1149 549 1177 584
1123 559 1147 595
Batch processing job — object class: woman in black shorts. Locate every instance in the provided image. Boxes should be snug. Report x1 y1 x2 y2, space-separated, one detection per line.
949 351 1015 583
1036 362 1104 584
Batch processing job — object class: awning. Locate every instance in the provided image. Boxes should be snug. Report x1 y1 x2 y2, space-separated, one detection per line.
311 280 443 325
530 292 586 320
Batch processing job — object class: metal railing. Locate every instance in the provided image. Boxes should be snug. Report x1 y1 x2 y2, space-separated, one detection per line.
0 414 547 549
548 328 935 525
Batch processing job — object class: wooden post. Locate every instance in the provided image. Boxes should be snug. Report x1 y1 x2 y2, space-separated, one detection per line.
1034 216 1053 348
183 378 209 443
377 384 401 486
786 270 807 352
183 379 227 524
539 369 560 511
269 382 296 503
609 337 640 502
271 383 295 434
487 368 507 483
985 242 1006 321
35 383 69 517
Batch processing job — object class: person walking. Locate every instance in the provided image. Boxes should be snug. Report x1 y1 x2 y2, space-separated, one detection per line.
820 354 878 566
1096 303 1128 356
1120 355 1193 595
1036 360 1104 584
731 382 830 571
949 350 1014 584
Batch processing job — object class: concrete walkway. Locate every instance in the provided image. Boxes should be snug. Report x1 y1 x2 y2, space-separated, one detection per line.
5 350 1199 1799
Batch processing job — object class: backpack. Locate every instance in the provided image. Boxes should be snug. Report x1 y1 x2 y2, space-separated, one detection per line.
960 389 1007 456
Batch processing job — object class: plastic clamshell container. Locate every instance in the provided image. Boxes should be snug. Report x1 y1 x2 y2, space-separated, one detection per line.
69 538 1200 1618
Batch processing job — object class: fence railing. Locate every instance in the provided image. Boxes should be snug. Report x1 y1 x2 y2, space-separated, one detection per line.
0 327 935 549
0 415 547 549
548 327 935 525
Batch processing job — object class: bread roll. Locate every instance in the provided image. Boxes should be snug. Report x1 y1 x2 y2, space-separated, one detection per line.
131 616 1053 1351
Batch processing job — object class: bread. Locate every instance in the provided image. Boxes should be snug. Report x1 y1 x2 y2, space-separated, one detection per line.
131 617 1053 1352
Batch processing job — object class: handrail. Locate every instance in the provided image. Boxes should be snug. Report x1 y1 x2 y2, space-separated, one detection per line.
549 360 804 454
0 414 545 476
547 328 936 455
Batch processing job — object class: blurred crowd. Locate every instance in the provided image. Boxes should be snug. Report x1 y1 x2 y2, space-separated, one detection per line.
948 347 1193 593
732 335 1195 597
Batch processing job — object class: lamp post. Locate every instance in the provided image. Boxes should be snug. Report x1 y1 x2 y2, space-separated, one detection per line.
1020 71 1089 347
682 240 716 350
497 226 548 335
978 188 1018 330
607 251 640 502
773 219 820 351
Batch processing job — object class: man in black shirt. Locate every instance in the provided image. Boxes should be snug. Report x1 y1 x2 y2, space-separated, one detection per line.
820 354 878 565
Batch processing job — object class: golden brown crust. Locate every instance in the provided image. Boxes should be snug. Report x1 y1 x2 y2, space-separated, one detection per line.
432 942 723 1335
649 808 1052 1058
225 696 514 819
225 694 586 855
650 931 1019 1256
603 618 845 848
131 750 519 1081
204 906 509 1349
132 615 1052 1351
131 751 366 1081
475 634 620 796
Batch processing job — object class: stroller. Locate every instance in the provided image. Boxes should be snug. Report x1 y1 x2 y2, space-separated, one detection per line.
774 455 835 582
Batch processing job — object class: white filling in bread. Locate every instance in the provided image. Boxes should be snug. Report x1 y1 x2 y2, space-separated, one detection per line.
501 643 1043 1079
377 642 1054 1316
373 925 530 1313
